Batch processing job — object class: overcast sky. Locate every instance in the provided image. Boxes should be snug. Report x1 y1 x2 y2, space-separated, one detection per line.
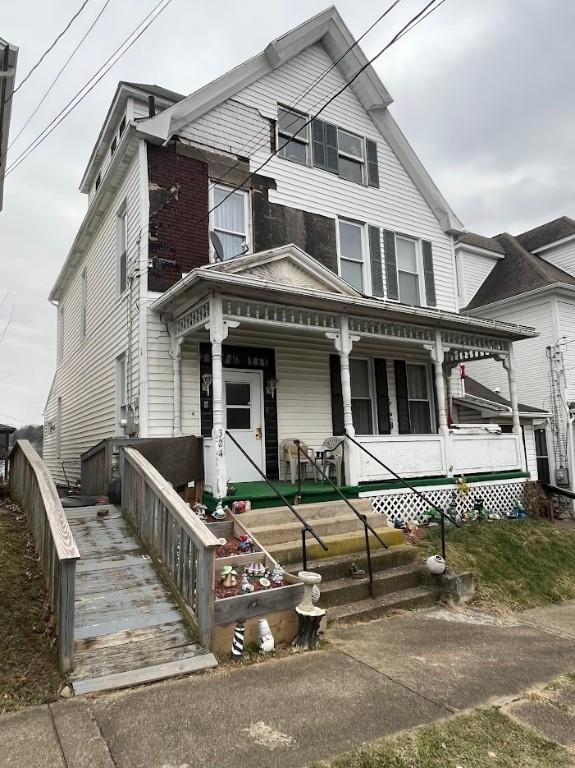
1 0 574 426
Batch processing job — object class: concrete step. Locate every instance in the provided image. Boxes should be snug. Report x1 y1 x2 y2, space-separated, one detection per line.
326 585 437 626
268 527 405 565
318 564 424 608
248 512 390 547
286 544 418 581
238 497 377 528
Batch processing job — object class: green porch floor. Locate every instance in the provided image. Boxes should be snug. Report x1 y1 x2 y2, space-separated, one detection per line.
203 470 530 511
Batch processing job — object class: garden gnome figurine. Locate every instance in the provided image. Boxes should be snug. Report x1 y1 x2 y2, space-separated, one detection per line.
231 620 245 660
258 618 275 653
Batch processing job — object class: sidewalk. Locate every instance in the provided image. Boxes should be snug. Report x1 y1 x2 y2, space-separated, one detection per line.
3 601 575 768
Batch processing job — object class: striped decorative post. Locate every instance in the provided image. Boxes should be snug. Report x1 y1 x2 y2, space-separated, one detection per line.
231 620 246 660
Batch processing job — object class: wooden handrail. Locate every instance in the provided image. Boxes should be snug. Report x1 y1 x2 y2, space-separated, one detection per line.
9 440 79 672
121 447 218 648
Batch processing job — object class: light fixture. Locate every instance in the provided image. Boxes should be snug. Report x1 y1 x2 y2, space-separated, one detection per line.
265 377 278 399
201 373 213 395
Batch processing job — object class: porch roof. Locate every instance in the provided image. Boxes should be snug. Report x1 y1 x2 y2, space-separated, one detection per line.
152 245 537 344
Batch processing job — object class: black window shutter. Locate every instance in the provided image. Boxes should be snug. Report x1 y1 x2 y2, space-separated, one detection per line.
394 360 411 434
329 355 344 436
368 226 384 297
383 230 399 301
325 123 339 174
374 358 391 434
366 139 379 188
312 120 326 170
422 240 437 307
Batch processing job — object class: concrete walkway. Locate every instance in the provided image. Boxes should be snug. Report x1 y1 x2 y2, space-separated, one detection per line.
3 601 575 768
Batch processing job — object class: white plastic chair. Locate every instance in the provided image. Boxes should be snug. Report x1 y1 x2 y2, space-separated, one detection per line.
280 439 318 484
321 436 344 486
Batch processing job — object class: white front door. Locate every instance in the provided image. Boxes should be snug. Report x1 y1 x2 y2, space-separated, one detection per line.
223 369 265 482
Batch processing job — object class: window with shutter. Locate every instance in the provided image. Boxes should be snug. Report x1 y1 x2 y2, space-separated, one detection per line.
338 219 365 292
366 139 379 188
383 230 399 301
312 119 339 173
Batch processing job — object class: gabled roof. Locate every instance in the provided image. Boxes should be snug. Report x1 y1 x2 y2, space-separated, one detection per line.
455 231 505 255
516 216 575 253
463 377 549 415
465 232 575 310
122 82 185 104
138 6 462 233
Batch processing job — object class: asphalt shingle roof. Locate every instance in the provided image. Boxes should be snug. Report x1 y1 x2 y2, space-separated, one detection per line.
456 231 505 254
463 377 548 414
516 216 575 252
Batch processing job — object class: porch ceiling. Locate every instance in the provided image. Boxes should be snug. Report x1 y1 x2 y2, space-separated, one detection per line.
153 265 538 347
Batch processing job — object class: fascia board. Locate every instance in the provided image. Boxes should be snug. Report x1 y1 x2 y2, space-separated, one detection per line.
454 242 505 260
467 283 575 315
370 107 463 233
532 233 575 254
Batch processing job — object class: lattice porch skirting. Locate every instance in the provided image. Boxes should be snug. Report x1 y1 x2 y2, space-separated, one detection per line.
361 479 528 526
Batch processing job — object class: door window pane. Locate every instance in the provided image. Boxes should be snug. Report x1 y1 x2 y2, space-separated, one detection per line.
226 382 250 406
226 408 251 430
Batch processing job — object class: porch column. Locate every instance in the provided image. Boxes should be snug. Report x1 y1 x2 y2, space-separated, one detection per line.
327 316 360 485
208 295 239 499
430 330 449 436
167 329 184 438
500 346 525 471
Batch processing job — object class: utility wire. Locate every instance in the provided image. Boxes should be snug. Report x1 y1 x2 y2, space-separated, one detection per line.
9 0 113 150
198 0 445 229
208 0 405 191
5 0 92 105
5 0 175 176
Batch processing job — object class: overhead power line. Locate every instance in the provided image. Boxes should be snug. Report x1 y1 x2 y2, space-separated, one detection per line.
199 0 447 230
9 0 113 150
5 0 92 105
5 0 175 176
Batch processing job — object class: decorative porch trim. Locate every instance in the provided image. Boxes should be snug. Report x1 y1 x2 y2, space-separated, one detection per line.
174 300 210 337
348 315 434 343
441 329 509 355
222 297 339 332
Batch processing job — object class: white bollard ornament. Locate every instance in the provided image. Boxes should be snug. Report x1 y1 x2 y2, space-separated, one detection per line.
258 618 275 653
426 554 446 575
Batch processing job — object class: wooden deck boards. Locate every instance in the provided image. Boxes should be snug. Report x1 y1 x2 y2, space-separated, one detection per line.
66 504 216 693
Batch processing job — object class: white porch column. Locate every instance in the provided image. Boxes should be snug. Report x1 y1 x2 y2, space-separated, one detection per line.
169 334 184 437
207 295 239 499
500 345 525 471
430 330 449 436
327 315 360 485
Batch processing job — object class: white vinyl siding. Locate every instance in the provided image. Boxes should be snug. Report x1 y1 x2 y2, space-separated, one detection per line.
557 299 575 401
539 240 575 277
178 42 457 311
456 245 501 308
45 152 142 484
80 269 87 338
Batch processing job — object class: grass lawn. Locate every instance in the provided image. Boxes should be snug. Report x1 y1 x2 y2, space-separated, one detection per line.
0 499 62 714
311 708 573 768
418 520 575 612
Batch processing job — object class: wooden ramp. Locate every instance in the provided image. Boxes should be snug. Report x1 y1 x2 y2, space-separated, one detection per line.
66 504 217 694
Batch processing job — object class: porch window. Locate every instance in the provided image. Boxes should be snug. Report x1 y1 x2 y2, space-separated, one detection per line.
278 106 309 165
212 185 249 260
407 363 432 434
338 220 365 292
337 128 364 184
396 236 422 306
350 358 373 434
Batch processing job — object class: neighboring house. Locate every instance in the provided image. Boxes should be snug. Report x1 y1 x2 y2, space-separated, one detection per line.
0 37 18 211
44 8 536 518
457 217 575 489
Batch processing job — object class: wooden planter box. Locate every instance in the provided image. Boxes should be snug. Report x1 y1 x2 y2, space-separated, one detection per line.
206 513 304 630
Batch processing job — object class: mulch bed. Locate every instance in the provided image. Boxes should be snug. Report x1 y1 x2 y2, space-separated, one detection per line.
215 538 260 558
214 578 284 600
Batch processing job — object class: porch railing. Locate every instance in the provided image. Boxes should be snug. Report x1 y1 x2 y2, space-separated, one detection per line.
120 446 220 648
294 440 388 597
345 431 460 562
224 430 328 569
9 440 80 672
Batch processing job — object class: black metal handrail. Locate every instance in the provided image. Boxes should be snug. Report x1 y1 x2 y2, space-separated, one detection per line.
294 440 387 598
224 430 328 569
343 431 461 562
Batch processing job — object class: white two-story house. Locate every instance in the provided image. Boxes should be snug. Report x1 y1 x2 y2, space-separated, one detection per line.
44 7 536 520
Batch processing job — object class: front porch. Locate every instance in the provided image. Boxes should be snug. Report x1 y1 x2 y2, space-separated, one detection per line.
153 245 537 500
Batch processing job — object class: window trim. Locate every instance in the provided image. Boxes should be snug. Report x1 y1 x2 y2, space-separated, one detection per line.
394 234 426 307
336 218 370 294
405 361 435 434
277 105 309 165
209 183 251 262
116 204 128 297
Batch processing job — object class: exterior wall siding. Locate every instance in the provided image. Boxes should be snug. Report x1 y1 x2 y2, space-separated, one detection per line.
456 246 500 308
540 240 575 277
557 299 575 401
178 43 457 311
45 153 142 485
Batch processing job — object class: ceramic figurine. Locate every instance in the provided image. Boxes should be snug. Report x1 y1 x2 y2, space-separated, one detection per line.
247 562 257 577
271 563 284 587
350 562 366 579
230 620 245 660
220 565 232 583
394 516 406 529
457 475 471 495
191 502 207 520
240 572 254 593
513 499 527 519
255 562 266 578
258 618 275 653
212 501 226 521
238 534 254 553
426 554 446 575
259 577 271 589
223 568 237 588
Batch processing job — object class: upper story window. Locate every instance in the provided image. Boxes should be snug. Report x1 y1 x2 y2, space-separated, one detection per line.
211 184 249 261
80 268 87 338
383 230 437 308
276 105 379 187
338 219 366 293
117 206 128 295
277 106 309 166
396 236 422 306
